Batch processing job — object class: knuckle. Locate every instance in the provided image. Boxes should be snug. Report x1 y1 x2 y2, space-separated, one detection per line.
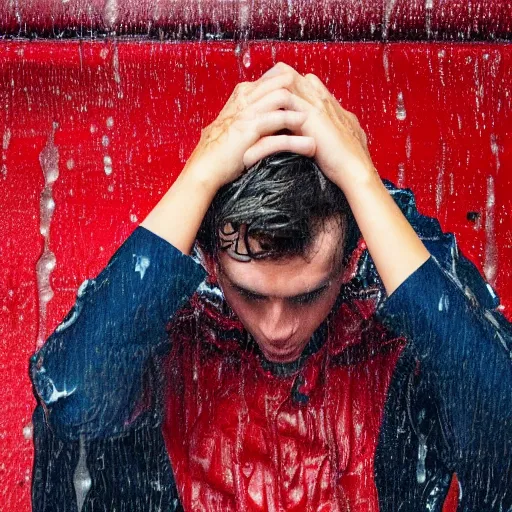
281 72 296 87
234 82 249 95
277 87 292 102
275 62 290 71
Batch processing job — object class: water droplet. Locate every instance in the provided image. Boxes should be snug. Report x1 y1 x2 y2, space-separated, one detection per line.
102 135 110 147
73 437 92 512
106 117 114 128
23 423 33 440
130 213 138 223
103 155 113 175
39 125 59 185
2 128 11 151
242 49 251 68
90 124 97 134
490 134 499 156
396 92 406 121
66 158 75 170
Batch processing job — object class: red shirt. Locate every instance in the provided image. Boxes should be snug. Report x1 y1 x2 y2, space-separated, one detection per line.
163 289 405 511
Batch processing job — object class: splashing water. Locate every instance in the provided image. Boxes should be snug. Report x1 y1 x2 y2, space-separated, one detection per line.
36 123 59 349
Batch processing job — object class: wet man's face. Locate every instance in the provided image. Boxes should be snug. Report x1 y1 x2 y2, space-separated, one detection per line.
213 217 346 363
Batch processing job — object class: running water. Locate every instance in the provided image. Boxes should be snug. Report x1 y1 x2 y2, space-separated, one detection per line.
484 175 498 286
36 123 59 349
73 436 92 512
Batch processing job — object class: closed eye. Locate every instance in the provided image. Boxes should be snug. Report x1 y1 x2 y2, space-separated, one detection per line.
289 288 326 305
237 289 266 302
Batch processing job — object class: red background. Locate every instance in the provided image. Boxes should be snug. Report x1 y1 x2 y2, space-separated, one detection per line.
0 27 511 512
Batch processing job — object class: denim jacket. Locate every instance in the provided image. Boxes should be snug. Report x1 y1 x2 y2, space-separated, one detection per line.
30 180 512 511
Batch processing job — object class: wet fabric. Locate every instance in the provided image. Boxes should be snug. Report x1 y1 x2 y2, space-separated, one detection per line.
30 180 512 511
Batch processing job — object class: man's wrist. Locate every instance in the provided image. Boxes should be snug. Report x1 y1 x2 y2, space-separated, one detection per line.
334 165 383 204
181 158 223 198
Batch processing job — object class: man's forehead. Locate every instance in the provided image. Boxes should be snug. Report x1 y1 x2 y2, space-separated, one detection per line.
218 215 345 266
217 223 344 297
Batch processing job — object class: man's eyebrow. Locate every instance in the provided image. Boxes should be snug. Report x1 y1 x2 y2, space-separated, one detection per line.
229 278 331 300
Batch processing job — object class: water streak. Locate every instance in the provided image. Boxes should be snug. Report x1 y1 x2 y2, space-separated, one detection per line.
425 0 433 38
103 0 118 28
36 123 59 349
490 133 501 172
382 0 398 40
483 176 498 285
73 436 92 512
435 141 447 214
1 128 10 178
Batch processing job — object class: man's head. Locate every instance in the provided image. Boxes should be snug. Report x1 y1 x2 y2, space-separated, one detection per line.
196 151 360 363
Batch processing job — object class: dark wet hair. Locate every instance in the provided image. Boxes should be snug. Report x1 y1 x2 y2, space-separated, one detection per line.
195 151 360 266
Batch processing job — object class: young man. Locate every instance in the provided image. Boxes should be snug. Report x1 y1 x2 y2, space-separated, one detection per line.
31 63 512 511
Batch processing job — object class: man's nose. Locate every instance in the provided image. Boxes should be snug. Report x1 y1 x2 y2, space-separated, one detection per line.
259 301 298 341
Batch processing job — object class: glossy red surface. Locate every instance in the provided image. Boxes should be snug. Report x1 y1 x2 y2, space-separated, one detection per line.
0 40 510 510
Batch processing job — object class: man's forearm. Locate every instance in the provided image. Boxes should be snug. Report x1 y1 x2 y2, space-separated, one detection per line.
341 171 431 297
141 162 219 255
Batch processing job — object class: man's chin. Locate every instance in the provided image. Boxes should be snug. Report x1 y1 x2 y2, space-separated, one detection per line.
257 342 306 364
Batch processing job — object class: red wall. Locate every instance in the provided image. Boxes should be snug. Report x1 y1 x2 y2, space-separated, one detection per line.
0 40 510 510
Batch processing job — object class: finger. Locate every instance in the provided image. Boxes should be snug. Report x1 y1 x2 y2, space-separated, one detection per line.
258 61 299 81
243 135 316 168
247 72 298 105
259 63 283 80
243 89 312 117
305 72 352 118
250 110 308 137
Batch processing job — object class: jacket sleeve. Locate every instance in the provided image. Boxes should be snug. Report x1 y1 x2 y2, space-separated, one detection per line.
373 182 512 505
29 226 207 442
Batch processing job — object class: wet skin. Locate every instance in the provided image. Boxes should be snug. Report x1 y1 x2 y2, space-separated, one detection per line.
209 217 347 363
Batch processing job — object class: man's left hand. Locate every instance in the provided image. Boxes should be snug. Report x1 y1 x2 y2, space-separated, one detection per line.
256 61 380 194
